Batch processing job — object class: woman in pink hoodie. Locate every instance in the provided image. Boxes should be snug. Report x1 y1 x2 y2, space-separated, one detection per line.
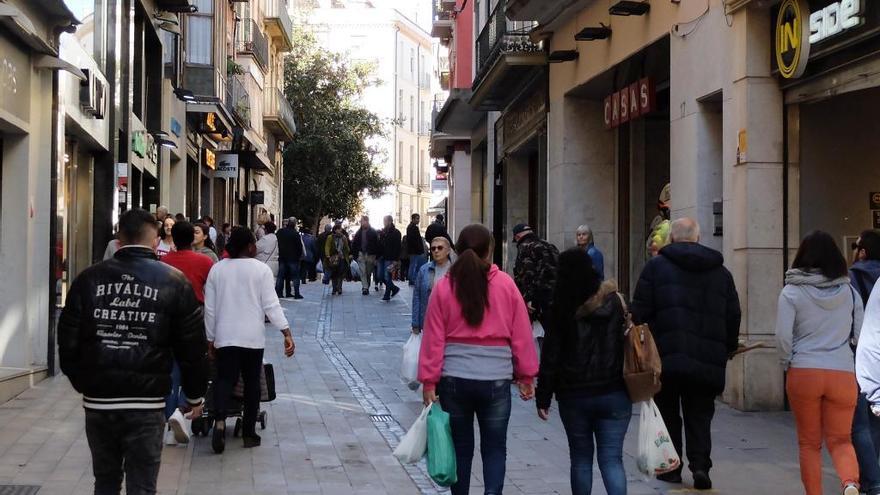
419 224 539 495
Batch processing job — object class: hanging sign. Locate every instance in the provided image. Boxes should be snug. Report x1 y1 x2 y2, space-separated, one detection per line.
214 153 239 179
604 78 656 129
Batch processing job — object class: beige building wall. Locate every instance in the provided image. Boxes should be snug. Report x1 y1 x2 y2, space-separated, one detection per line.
545 0 787 410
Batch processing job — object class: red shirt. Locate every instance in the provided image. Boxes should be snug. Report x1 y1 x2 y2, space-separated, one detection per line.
161 249 214 303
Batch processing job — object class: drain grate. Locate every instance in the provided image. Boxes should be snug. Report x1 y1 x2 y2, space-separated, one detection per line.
370 414 394 423
0 486 40 495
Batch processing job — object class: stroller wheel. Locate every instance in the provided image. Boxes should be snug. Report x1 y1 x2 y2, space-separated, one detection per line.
259 411 267 430
233 418 242 437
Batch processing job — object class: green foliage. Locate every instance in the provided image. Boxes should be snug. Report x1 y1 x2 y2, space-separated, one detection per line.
282 26 391 231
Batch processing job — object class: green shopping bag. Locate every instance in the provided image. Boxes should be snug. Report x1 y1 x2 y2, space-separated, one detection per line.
426 402 458 487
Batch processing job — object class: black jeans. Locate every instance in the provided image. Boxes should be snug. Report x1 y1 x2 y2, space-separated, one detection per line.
85 410 165 495
438 377 512 495
213 346 264 437
653 377 716 474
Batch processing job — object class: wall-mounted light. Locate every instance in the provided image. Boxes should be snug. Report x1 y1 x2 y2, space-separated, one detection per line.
158 3 197 13
548 50 579 63
154 10 179 24
174 87 195 101
156 137 177 149
609 1 650 16
575 24 612 41
158 21 180 34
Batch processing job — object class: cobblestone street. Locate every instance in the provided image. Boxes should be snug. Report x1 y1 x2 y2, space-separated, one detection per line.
0 281 848 494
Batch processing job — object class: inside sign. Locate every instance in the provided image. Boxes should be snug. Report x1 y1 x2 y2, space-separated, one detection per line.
810 0 864 44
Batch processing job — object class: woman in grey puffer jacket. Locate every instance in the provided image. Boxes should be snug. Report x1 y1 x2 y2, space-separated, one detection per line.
775 231 864 495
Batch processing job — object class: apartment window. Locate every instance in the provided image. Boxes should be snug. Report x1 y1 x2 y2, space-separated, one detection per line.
187 0 214 65
409 145 415 185
409 96 414 132
398 142 404 180
421 101 426 133
410 48 415 78
398 89 404 122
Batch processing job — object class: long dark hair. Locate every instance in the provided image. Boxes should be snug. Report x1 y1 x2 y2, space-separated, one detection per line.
449 224 494 326
193 222 217 252
225 227 256 259
792 230 848 279
552 248 602 328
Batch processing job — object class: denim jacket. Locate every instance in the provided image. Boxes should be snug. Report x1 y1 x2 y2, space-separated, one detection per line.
412 261 439 329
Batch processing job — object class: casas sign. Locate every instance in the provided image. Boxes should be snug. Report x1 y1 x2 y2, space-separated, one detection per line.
775 0 865 79
604 78 656 130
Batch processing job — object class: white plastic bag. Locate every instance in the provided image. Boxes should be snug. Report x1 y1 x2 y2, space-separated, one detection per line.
393 405 430 464
400 333 422 390
637 399 682 476
532 320 545 357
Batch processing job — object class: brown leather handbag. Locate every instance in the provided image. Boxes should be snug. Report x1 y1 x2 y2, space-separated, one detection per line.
616 293 662 402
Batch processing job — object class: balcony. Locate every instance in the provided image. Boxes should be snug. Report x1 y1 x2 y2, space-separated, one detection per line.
470 0 545 111
264 87 297 141
238 19 269 72
431 0 454 40
226 75 251 128
264 0 294 52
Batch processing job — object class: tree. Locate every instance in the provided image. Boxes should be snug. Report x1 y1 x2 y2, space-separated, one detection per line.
282 26 391 232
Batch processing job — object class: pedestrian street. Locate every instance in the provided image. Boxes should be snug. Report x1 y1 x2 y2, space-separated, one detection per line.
0 281 847 494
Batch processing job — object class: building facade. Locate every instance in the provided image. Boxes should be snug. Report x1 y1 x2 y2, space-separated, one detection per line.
435 0 880 410
306 0 436 226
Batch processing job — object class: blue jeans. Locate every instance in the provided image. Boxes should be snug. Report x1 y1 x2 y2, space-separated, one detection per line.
164 361 187 420
408 254 427 284
854 392 880 492
378 259 397 296
438 377 512 495
558 389 632 495
276 260 301 297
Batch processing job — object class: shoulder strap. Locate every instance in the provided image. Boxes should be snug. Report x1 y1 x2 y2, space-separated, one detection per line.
615 292 633 334
851 285 857 341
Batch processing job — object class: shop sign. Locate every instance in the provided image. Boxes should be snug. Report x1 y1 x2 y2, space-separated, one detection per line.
205 112 218 132
132 131 147 158
503 87 547 153
171 117 182 137
775 0 867 79
0 36 30 123
249 190 265 205
870 191 880 210
431 180 448 192
214 153 239 179
79 69 107 119
604 78 656 130
204 148 216 170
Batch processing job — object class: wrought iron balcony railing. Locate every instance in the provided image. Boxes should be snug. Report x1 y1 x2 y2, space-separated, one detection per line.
238 19 269 71
264 86 297 140
474 0 541 87
226 75 251 128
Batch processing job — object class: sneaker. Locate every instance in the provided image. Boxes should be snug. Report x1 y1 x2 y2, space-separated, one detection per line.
163 427 178 446
293 294 304 300
168 409 191 444
656 471 682 484
844 483 860 495
242 434 262 448
382 295 391 301
362 289 369 295
212 421 226 454
391 286 400 298
693 470 712 490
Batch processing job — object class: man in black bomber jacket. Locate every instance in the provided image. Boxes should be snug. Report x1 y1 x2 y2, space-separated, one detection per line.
58 208 208 495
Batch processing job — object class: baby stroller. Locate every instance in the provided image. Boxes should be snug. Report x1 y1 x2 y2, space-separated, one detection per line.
191 359 276 437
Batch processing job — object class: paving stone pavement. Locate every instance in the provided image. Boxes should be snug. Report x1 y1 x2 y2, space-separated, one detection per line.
0 279 851 494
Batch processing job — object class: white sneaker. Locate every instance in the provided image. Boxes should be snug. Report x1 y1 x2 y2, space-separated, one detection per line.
163 427 178 446
844 483 859 495
168 409 191 444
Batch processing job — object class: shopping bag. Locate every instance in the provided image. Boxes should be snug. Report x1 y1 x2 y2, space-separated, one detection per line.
616 293 662 402
393 405 430 464
400 333 422 391
316 260 324 273
232 362 276 402
637 399 681 476
426 403 458 487
532 320 545 358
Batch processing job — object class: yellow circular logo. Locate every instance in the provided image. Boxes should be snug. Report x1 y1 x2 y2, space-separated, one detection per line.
775 0 811 79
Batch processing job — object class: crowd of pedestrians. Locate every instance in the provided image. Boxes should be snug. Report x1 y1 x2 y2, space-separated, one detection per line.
56 198 880 495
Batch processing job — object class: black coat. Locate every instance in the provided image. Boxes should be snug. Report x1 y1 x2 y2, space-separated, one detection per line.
276 227 304 262
352 227 381 258
425 221 451 244
631 242 742 394
380 226 402 261
536 280 626 409
406 223 425 255
58 247 208 410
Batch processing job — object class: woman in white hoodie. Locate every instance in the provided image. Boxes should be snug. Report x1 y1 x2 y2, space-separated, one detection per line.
205 227 295 454
776 230 863 495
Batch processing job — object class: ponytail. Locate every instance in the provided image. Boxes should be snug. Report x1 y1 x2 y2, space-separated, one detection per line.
448 225 495 327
